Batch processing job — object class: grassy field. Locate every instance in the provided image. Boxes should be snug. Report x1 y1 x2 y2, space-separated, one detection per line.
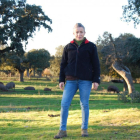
0 78 140 140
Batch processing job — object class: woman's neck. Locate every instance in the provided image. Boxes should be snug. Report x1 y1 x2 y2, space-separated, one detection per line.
75 38 85 46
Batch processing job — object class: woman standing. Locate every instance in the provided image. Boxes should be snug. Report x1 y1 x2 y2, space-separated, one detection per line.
54 23 100 139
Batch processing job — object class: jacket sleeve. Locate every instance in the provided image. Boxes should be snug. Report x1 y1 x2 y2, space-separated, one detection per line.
91 44 100 84
59 45 68 83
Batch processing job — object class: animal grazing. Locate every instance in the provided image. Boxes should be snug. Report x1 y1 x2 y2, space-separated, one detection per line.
0 84 8 91
24 86 35 90
0 82 4 85
111 80 123 83
107 85 120 93
44 88 51 91
6 82 15 91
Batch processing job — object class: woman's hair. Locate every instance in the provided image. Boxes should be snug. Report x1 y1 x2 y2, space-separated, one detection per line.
73 23 85 31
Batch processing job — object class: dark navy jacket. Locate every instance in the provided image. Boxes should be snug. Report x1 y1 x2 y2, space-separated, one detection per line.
59 38 100 84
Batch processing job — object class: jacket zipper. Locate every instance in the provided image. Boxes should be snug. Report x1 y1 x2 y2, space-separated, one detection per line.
73 44 80 76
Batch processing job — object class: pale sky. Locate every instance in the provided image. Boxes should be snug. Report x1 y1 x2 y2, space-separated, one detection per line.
26 0 139 55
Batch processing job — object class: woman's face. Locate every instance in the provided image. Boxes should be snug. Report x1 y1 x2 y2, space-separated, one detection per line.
73 27 85 41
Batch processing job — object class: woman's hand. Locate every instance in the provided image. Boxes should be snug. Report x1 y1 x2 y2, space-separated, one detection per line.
92 82 99 90
59 82 64 90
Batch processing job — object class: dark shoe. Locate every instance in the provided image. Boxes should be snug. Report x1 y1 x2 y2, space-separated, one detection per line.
81 129 88 137
54 130 67 139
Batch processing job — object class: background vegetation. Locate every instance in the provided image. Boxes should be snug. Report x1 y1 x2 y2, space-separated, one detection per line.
0 77 140 140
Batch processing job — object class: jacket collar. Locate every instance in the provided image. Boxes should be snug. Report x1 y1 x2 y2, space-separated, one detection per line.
70 38 89 44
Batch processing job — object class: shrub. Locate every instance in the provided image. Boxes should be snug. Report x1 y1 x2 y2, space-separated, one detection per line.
118 91 140 103
130 91 140 103
118 91 130 103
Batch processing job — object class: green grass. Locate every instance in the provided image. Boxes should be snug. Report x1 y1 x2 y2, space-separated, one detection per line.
0 78 140 140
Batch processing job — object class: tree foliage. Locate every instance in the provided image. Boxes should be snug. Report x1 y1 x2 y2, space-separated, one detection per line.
0 0 52 53
49 57 61 77
98 32 140 79
49 45 64 77
123 36 140 79
27 49 50 74
55 45 64 57
0 0 52 81
0 51 28 81
124 37 140 64
96 31 115 76
122 0 140 27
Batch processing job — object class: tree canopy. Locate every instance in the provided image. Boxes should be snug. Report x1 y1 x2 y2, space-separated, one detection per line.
0 0 52 81
49 45 64 77
122 0 140 27
27 49 50 75
98 32 140 79
101 33 136 66
0 0 52 54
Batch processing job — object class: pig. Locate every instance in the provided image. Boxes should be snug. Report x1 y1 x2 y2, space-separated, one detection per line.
0 84 8 91
107 85 120 93
6 82 15 91
0 82 4 85
24 87 35 90
44 88 51 91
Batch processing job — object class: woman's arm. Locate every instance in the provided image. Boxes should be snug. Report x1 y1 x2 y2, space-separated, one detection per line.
91 44 100 84
92 82 99 90
59 45 68 83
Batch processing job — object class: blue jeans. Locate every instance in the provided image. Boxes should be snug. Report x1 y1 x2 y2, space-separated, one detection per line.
60 80 92 131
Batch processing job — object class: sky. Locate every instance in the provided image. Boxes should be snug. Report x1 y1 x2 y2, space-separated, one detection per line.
26 0 139 55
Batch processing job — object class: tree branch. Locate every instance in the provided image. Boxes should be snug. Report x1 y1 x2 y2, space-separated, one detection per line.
109 34 118 62
0 46 13 54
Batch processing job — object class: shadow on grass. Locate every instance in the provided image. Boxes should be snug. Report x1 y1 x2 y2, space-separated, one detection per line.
0 89 61 95
0 94 140 113
15 81 58 87
0 124 139 139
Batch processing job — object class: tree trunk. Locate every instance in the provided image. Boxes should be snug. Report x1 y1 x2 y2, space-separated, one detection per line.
29 69 32 79
19 71 24 82
27 69 29 77
123 79 128 92
9 72 12 77
33 68 35 77
112 61 135 94
39 71 42 78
